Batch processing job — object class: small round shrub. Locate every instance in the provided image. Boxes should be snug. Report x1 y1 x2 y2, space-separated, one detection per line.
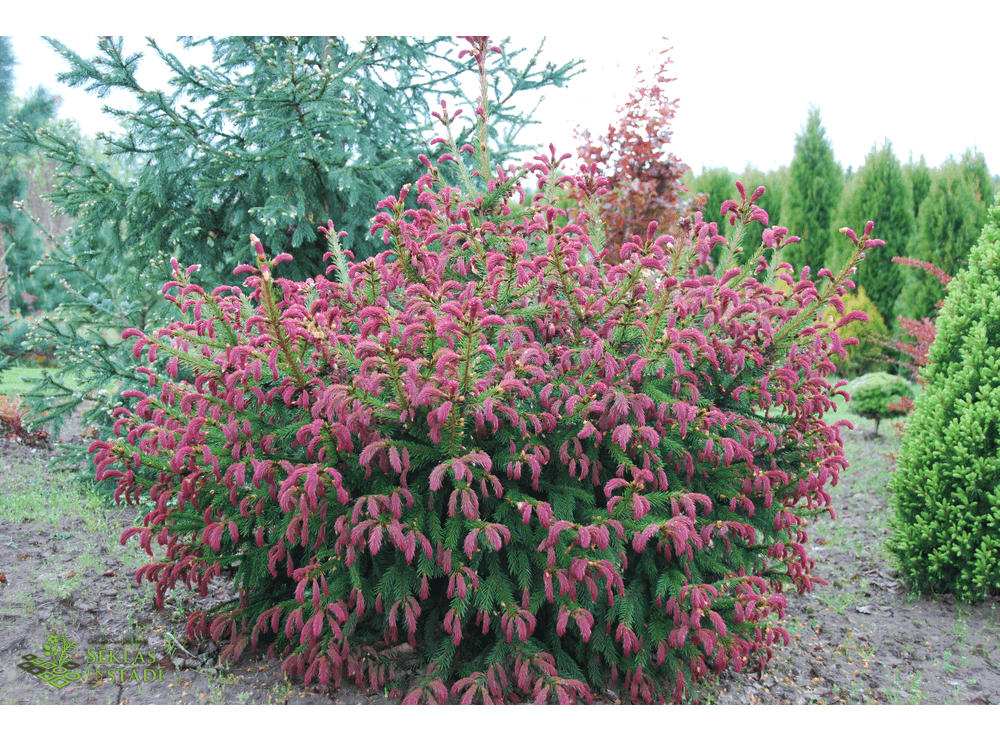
845 372 913 436
889 203 1000 602
90 38 882 703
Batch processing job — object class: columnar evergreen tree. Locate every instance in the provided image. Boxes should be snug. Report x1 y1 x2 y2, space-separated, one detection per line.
0 35 581 437
781 106 842 275
895 157 988 322
960 147 995 207
889 203 1000 602
903 153 933 221
832 140 913 333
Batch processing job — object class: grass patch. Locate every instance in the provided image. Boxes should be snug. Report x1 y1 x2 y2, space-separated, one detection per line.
0 366 50 398
0 365 118 403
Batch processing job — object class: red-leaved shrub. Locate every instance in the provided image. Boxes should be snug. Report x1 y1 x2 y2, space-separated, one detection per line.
0 394 50 447
574 41 690 264
881 256 953 382
91 37 880 704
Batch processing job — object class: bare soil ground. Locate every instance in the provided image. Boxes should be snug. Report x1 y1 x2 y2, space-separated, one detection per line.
1 411 998 705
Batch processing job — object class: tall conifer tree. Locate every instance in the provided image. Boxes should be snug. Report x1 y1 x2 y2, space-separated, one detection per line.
903 153 933 221
960 147 995 207
832 140 913 333
896 157 989 322
7 36 581 279
781 106 842 275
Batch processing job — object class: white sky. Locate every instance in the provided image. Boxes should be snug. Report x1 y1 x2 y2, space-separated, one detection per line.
6 1 998 177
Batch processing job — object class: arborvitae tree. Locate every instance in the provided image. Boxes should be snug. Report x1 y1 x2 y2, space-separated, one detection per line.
903 153 933 221
832 140 913 333
0 35 581 438
896 157 988 322
961 147 995 207
889 203 1000 602
781 105 842 275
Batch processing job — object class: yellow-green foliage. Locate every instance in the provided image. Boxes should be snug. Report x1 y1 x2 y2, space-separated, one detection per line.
821 286 888 377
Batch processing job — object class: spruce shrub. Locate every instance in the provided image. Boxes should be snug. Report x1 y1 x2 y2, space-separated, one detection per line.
91 38 882 703
889 203 1000 602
